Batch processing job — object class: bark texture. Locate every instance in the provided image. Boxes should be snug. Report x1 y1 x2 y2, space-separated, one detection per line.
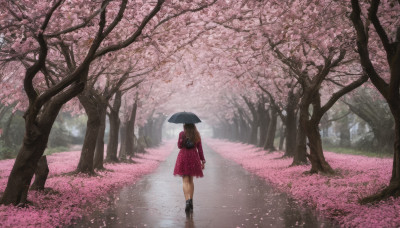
264 107 278 151
106 91 122 162
94 105 107 169
76 94 101 174
30 156 49 191
292 101 308 165
284 90 298 157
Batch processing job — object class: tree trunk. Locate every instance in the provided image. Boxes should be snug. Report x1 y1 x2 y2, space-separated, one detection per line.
238 114 249 143
144 118 153 147
125 100 138 157
30 156 49 191
264 107 278 151
243 98 259 145
339 114 351 147
374 128 394 153
284 102 297 157
258 106 269 147
307 120 334 174
0 101 68 205
248 121 258 145
233 116 240 141
137 126 146 153
224 122 232 140
106 91 122 162
279 123 285 151
389 111 400 188
106 112 120 162
93 104 107 169
230 123 236 141
76 94 101 174
118 121 128 161
292 102 308 165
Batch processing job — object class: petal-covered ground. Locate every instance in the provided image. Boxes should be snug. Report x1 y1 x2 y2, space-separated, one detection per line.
207 139 400 228
0 141 175 228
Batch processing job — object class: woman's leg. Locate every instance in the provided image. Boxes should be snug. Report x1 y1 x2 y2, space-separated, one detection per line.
189 176 194 199
182 175 190 200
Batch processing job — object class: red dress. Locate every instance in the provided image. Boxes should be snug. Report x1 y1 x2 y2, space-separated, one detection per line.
173 131 205 177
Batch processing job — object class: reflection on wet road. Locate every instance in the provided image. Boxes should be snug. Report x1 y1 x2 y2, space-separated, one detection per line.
74 143 336 227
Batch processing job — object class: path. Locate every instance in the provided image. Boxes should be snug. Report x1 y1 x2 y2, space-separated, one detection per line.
74 144 336 228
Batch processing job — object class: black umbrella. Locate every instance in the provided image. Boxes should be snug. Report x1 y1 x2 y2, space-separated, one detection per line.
168 111 201 124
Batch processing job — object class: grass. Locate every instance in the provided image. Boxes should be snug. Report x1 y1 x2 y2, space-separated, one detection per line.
257 137 391 159
323 146 392 158
0 146 72 160
44 146 71 156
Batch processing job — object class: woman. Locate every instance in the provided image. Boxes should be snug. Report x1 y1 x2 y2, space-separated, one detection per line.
173 123 206 213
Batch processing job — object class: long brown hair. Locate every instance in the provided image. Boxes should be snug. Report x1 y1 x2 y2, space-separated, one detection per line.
184 123 201 143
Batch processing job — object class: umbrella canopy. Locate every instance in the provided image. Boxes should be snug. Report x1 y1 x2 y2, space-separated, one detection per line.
168 111 201 124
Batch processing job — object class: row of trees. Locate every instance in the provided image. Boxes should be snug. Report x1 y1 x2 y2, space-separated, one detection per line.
214 87 394 154
0 0 398 207
189 0 399 202
0 0 223 206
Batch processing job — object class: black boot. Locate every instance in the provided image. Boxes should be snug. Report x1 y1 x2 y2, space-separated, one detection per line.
189 199 193 211
185 199 191 213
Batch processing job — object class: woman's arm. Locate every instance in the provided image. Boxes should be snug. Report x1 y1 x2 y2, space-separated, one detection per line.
197 140 205 163
177 131 185 149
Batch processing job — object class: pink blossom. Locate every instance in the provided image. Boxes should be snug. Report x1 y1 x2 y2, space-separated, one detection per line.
207 139 399 228
0 141 175 227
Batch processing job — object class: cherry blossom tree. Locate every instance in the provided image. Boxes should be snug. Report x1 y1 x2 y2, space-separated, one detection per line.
208 0 368 173
0 0 165 206
350 0 400 202
0 0 222 205
1 0 398 209
76 57 147 173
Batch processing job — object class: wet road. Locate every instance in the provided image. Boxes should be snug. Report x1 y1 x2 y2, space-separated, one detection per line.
74 144 336 228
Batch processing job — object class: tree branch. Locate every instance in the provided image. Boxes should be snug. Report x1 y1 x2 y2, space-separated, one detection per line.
24 0 62 105
45 3 107 38
101 0 128 39
350 0 389 98
153 0 217 31
94 0 165 58
368 0 393 60
35 0 109 107
320 74 368 114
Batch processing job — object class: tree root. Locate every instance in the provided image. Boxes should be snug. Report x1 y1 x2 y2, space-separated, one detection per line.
16 200 33 208
290 160 309 167
95 167 114 172
104 158 120 164
63 170 98 177
30 187 61 195
279 154 294 159
359 183 400 205
119 158 138 164
265 147 276 153
303 168 336 176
